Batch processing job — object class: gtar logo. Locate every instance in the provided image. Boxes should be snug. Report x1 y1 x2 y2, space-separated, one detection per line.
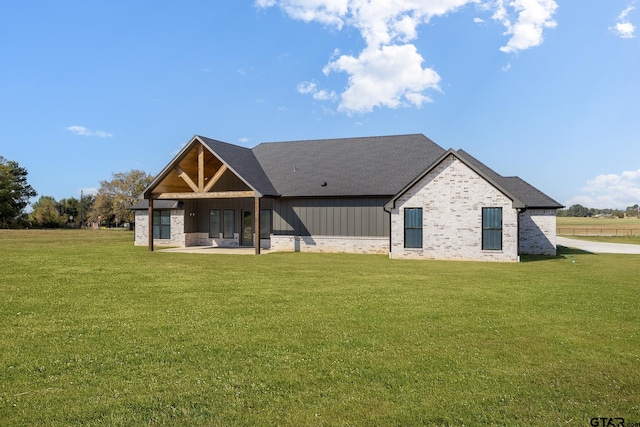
590 418 625 427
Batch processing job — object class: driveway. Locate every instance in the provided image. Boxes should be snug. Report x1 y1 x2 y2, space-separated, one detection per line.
557 236 640 254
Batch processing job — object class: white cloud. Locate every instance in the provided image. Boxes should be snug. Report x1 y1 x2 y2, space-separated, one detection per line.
297 81 317 94
66 125 113 138
257 0 558 113
493 0 558 53
611 2 636 38
324 44 440 113
238 137 250 144
474 17 485 23
612 22 636 38
296 81 337 101
565 169 640 209
619 2 636 20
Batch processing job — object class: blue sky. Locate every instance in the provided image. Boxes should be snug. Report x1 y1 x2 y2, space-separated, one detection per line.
1 1 638 209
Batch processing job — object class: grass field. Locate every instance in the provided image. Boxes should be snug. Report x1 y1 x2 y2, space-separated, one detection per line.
1 230 639 426
557 217 640 244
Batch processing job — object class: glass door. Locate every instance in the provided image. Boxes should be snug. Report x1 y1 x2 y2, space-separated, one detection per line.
241 210 253 246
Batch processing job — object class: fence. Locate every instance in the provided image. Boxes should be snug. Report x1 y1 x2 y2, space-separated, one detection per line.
557 228 640 236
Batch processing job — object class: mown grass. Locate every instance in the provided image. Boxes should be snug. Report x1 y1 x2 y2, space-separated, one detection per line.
557 217 640 244
557 217 640 228
1 230 639 426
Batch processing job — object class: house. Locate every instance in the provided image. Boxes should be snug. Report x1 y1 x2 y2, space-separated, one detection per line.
132 134 563 262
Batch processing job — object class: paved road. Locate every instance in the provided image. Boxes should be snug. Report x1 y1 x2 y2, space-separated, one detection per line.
557 236 640 254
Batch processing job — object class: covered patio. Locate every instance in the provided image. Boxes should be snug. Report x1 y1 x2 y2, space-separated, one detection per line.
138 136 278 254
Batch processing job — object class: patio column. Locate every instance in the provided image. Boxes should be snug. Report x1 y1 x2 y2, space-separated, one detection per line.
254 196 260 255
148 197 154 252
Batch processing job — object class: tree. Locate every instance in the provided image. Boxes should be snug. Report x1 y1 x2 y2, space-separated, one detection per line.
0 156 37 228
89 170 153 227
560 204 591 217
626 204 639 218
30 196 66 228
58 197 80 225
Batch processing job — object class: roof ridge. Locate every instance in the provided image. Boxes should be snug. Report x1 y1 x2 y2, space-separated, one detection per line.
255 133 428 146
196 135 252 150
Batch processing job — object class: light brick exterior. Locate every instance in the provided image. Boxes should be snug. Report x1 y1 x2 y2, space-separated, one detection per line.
389 154 519 262
519 209 557 255
184 232 239 247
134 209 186 247
270 235 388 254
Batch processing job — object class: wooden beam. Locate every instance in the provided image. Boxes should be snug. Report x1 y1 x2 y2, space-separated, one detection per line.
198 144 205 192
203 164 228 193
148 197 154 252
254 197 260 255
157 191 255 199
175 166 199 193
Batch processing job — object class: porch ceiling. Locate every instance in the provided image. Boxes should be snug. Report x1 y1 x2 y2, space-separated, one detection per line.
150 142 254 199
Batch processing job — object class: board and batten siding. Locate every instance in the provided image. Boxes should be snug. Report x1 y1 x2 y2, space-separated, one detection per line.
160 197 389 238
271 197 390 237
186 198 272 234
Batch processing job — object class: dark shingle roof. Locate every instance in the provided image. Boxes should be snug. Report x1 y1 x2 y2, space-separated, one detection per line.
198 136 277 196
498 176 564 209
456 150 562 208
252 134 445 197
141 133 560 210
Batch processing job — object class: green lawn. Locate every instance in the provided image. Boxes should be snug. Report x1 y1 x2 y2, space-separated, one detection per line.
1 230 639 426
557 217 640 244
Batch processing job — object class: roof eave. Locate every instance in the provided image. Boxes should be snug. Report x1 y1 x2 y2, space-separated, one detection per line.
385 149 525 210
198 136 270 197
142 135 201 199
143 135 266 199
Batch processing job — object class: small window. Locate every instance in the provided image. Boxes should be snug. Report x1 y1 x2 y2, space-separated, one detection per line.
404 208 423 248
260 209 272 239
223 209 235 239
153 211 171 239
482 207 502 250
209 209 221 238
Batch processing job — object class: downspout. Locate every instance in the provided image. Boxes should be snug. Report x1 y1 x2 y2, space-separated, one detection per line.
383 204 392 257
516 206 527 261
148 197 154 252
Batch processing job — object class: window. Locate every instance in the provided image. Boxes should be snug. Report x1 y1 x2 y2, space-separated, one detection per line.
404 208 423 248
209 209 221 238
153 210 171 239
260 209 272 239
223 209 235 239
482 207 502 250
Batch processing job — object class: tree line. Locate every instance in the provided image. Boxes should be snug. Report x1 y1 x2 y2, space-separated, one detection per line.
0 156 153 229
557 204 639 218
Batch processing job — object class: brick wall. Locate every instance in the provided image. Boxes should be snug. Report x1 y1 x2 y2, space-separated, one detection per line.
270 235 388 254
389 154 519 262
184 232 240 247
519 209 557 255
134 209 185 247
